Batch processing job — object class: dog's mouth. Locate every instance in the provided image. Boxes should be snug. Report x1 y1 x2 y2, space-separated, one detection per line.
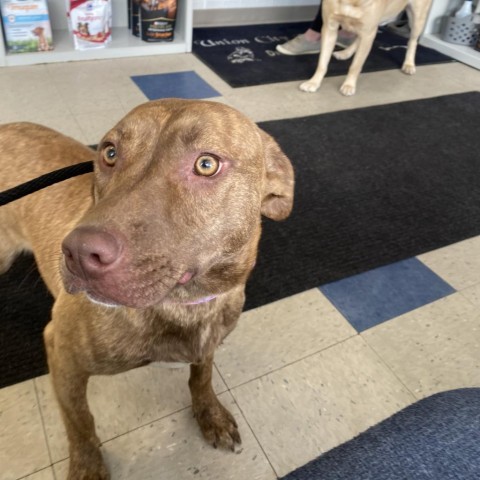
62 263 203 309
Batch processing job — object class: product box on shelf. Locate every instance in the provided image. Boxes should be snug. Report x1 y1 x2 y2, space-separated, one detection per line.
136 0 177 42
66 0 112 50
0 0 54 54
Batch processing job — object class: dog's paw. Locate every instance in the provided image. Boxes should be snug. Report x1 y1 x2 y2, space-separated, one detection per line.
339 82 356 96
333 49 352 61
299 80 320 93
68 447 110 480
68 463 110 480
194 399 241 451
401 63 416 75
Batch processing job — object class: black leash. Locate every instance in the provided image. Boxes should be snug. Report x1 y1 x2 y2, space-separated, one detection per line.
0 161 94 207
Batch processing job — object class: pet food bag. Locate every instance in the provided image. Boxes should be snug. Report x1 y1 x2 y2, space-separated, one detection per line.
0 0 54 54
139 0 177 42
67 0 112 50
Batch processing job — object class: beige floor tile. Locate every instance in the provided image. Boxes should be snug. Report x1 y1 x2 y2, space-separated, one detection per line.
231 336 414 477
23 467 55 480
215 289 356 388
0 63 49 77
45 61 130 118
362 293 480 399
418 236 480 290
46 60 127 90
36 364 227 463
0 381 50 480
54 84 125 117
74 108 128 145
114 54 198 76
112 84 149 114
0 81 69 124
459 282 480 306
53 393 275 480
35 116 88 144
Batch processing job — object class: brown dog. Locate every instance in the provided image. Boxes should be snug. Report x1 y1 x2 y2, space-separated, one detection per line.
0 99 294 479
300 0 433 96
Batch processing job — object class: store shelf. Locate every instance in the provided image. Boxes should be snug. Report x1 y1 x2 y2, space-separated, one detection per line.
421 0 480 70
0 27 189 66
0 0 192 67
421 33 480 70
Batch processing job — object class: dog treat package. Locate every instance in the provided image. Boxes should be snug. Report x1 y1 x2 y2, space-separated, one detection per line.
0 0 54 54
138 0 177 42
130 0 139 37
67 0 112 50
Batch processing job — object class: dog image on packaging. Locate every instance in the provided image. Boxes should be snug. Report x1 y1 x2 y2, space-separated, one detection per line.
0 0 53 53
67 0 112 50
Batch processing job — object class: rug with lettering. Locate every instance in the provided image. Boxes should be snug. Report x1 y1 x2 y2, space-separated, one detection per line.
192 22 453 88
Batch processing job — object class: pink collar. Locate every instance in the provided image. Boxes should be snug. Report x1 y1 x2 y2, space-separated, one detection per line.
183 294 217 306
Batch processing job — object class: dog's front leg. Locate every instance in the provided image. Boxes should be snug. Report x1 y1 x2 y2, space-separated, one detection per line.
401 0 432 75
44 322 109 480
333 37 359 61
189 354 241 451
340 30 377 96
300 21 340 93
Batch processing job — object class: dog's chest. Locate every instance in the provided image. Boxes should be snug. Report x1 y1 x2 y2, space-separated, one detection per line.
144 318 220 365
109 300 240 368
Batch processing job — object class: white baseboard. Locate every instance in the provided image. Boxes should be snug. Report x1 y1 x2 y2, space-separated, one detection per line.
193 6 318 27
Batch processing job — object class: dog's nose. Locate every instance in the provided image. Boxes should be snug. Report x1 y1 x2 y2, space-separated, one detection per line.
62 227 123 279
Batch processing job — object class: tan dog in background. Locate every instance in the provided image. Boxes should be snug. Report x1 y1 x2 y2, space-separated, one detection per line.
300 0 433 96
0 100 294 479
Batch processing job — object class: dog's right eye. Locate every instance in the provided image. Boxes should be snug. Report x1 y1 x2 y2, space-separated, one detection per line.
194 154 221 177
102 145 117 167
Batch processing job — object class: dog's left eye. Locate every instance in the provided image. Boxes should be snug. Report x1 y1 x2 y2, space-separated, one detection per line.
194 155 221 177
102 145 117 167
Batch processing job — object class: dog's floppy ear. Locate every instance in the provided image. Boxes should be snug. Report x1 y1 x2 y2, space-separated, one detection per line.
259 129 294 221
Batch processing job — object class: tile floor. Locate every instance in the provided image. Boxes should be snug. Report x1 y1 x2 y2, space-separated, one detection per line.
0 42 480 480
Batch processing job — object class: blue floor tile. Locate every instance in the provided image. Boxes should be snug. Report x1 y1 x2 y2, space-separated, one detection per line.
319 258 455 332
131 71 221 100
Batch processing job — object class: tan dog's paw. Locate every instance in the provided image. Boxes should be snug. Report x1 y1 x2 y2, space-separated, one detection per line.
194 398 241 451
333 49 353 61
340 82 356 96
401 63 416 75
299 80 320 93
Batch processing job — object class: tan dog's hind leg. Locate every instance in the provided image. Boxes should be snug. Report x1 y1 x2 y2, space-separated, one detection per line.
189 354 241 451
402 0 432 75
333 37 359 61
300 21 340 93
44 302 109 480
340 30 377 96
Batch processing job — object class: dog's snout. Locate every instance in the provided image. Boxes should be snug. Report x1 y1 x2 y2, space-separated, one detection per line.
62 227 123 279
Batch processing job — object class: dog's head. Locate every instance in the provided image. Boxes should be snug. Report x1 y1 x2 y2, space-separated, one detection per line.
62 99 294 308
